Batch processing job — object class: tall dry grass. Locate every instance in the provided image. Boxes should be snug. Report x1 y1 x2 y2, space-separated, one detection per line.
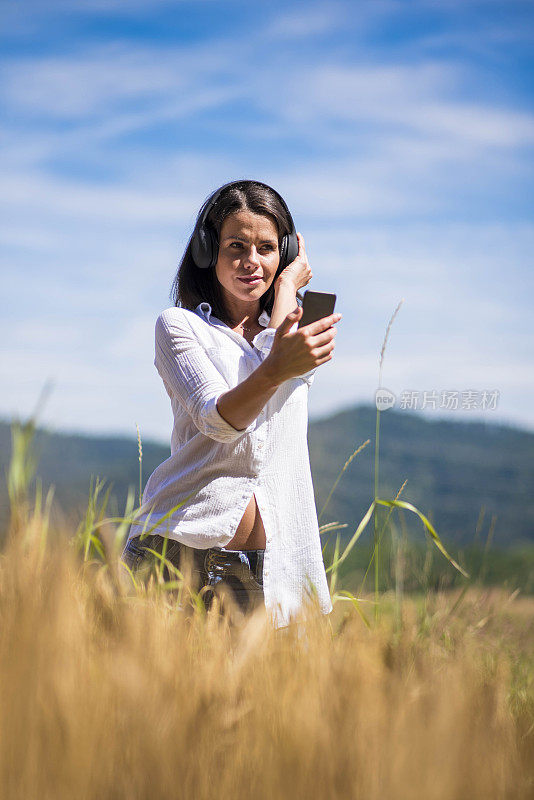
1 455 533 798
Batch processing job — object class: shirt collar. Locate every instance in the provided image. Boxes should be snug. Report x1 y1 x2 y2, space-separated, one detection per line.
195 301 271 328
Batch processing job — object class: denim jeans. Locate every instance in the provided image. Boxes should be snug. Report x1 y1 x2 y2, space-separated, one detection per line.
121 533 265 614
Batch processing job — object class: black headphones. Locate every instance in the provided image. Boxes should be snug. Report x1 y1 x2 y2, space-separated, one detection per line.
190 180 298 277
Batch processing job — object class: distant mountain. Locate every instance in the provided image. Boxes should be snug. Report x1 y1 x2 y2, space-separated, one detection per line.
308 405 534 548
1 405 533 548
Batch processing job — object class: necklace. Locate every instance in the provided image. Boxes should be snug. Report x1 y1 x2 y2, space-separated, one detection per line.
231 319 257 332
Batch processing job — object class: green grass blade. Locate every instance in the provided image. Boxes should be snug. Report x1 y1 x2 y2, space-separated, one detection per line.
375 498 469 578
318 440 370 523
332 591 372 629
326 501 376 574
329 532 341 596
320 522 349 558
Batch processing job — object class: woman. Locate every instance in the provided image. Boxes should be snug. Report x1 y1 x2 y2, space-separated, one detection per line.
121 179 342 628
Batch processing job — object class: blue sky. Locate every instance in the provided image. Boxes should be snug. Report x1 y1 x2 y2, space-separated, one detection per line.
1 0 533 443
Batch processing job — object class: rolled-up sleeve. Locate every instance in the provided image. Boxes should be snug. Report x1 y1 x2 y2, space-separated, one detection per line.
299 368 317 387
253 327 277 355
154 312 256 443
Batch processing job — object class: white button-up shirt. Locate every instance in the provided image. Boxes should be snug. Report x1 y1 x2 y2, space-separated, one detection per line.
127 301 333 627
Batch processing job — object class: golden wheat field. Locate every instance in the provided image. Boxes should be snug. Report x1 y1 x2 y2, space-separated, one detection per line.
0 415 532 799
0 507 532 800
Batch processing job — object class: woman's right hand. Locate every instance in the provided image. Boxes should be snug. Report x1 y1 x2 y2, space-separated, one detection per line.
263 306 342 386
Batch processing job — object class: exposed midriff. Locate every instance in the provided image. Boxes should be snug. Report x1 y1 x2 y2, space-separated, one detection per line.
225 493 267 550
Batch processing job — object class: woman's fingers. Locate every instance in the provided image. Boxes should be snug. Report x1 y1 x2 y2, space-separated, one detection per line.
318 312 341 330
302 312 342 337
309 343 335 366
296 232 307 261
309 326 337 347
313 340 336 359
302 314 339 363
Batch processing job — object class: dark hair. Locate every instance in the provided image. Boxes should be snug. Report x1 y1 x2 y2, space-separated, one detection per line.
170 180 302 326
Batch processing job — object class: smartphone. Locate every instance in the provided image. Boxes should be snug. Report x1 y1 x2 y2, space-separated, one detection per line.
297 290 337 328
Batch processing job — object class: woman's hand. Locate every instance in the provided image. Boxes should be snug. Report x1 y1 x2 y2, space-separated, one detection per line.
274 232 312 292
263 306 342 385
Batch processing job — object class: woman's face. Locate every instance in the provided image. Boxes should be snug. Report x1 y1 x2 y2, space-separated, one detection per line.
214 210 280 307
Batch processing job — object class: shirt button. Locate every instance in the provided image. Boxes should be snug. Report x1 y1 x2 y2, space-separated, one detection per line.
257 442 264 450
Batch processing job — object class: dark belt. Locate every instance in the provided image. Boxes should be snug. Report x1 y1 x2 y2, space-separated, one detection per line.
204 547 265 583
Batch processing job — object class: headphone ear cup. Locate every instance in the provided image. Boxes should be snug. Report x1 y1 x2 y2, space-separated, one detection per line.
191 224 219 269
191 226 208 268
207 226 219 269
285 229 298 266
278 235 288 270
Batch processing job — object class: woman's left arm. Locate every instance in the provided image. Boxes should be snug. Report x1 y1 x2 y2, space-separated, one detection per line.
269 279 299 329
269 232 312 329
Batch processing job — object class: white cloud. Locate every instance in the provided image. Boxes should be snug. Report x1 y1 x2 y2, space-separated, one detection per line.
265 2 348 38
278 63 534 148
1 0 218 35
2 33 533 162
